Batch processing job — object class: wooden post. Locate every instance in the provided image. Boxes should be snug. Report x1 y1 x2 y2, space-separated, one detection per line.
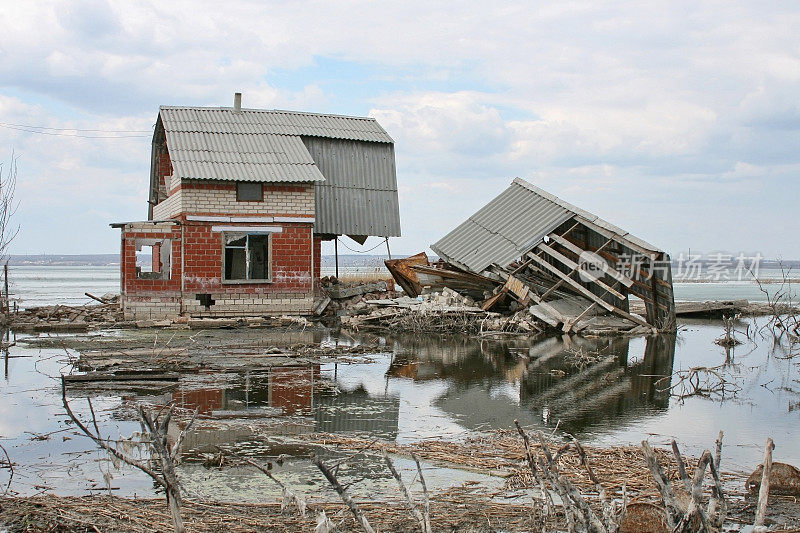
334 237 339 278
385 237 392 261
3 262 7 316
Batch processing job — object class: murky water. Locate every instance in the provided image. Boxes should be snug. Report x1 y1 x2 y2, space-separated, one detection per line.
1 317 798 500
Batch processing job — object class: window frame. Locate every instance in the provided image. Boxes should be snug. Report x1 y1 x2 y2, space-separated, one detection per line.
221 231 273 284
236 182 264 202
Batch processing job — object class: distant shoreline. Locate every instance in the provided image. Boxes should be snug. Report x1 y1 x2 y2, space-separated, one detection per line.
7 254 800 272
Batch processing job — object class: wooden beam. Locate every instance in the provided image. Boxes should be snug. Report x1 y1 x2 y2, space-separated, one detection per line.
548 234 634 288
526 253 614 312
537 236 616 301
575 216 657 258
510 221 581 276
537 243 626 301
527 253 653 329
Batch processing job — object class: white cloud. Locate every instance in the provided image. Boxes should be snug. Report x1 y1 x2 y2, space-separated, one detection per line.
0 0 798 256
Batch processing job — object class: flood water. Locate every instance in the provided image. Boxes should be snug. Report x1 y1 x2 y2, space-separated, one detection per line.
1 266 798 503
6 265 798 309
1 318 798 501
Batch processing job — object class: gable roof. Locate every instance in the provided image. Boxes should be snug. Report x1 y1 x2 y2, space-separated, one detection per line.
158 106 393 183
431 177 661 273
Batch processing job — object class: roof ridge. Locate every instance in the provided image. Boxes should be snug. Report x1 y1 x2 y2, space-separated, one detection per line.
159 105 380 122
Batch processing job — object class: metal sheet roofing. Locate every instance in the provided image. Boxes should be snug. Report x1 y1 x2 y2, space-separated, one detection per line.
302 136 401 237
431 177 661 274
158 106 394 183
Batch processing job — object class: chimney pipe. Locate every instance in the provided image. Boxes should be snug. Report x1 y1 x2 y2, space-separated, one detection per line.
233 92 242 113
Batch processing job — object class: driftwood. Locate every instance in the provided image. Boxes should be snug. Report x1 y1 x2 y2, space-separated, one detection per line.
61 377 196 533
753 438 775 532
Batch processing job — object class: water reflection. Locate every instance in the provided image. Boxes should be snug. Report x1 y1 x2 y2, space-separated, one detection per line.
61 332 676 456
381 333 676 437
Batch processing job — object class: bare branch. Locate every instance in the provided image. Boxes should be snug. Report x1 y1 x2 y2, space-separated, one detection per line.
313 453 375 533
382 448 426 532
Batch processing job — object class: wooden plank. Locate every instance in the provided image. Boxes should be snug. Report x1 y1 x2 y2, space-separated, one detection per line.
537 243 626 301
64 372 180 382
548 234 634 288
575 216 657 258
527 253 615 312
527 253 653 330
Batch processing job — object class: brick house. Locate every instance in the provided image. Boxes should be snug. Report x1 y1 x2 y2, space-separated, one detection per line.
114 94 401 319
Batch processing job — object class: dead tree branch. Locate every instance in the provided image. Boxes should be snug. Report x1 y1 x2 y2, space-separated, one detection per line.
513 420 554 516
0 441 13 496
61 377 196 533
657 364 741 400
382 449 427 533
642 435 728 533
411 452 432 533
313 453 375 533
514 421 623 532
0 153 19 262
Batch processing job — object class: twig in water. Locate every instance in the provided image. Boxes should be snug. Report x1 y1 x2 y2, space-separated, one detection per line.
0 441 13 495
382 448 427 533
313 453 375 533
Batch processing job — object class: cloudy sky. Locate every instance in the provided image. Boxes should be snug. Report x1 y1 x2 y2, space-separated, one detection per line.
1 1 798 259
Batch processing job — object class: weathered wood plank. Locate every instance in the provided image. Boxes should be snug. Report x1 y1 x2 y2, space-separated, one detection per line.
548 234 634 288
527 253 615 312
537 243 626 301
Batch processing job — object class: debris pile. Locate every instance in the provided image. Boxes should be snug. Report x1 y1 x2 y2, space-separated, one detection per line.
9 294 123 332
314 277 397 318
341 287 544 335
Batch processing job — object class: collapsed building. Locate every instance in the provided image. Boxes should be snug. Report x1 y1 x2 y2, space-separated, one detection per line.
113 94 400 319
387 178 676 333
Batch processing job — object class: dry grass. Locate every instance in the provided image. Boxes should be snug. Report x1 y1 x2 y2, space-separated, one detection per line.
0 490 545 532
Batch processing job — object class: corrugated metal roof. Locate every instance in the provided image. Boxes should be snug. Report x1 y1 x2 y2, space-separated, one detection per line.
431 179 573 273
159 106 393 183
431 177 661 274
303 136 401 237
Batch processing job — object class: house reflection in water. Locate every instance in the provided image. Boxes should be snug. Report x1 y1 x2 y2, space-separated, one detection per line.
171 366 321 416
386 333 676 437
168 362 400 453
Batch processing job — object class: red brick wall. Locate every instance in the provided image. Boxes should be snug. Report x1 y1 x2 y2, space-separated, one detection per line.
181 220 313 294
313 236 322 280
120 227 182 294
157 149 172 195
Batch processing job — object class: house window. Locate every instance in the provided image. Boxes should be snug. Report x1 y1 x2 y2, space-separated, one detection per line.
134 238 171 280
236 182 263 202
223 232 271 282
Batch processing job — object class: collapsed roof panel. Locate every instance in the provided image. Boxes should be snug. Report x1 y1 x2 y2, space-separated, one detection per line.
427 177 675 331
431 177 664 274
430 178 574 273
